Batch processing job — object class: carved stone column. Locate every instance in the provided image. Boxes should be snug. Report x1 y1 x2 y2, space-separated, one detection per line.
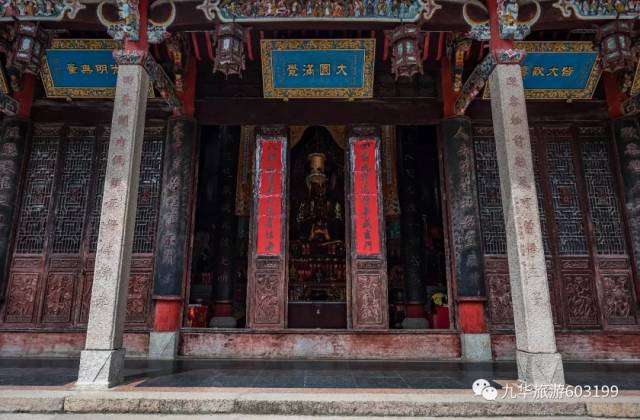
348 126 388 329
441 117 490 360
77 63 149 388
246 126 288 329
0 118 31 301
149 117 197 359
490 62 564 385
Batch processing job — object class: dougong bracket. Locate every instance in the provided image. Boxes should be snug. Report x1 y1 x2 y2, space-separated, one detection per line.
463 0 540 41
453 53 496 115
98 0 176 44
453 48 526 115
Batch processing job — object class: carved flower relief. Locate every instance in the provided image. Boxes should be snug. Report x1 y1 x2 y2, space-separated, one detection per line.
488 274 514 325
44 274 74 319
602 275 634 321
357 274 382 324
126 274 149 319
565 275 598 323
255 273 280 323
5 274 38 320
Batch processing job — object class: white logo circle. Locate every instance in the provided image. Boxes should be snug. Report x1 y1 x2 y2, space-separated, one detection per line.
472 378 490 396
482 386 498 401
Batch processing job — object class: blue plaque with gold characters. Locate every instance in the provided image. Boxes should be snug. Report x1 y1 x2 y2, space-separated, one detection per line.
261 39 375 99
484 41 601 100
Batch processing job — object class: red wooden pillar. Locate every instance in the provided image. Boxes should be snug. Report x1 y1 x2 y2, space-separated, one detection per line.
247 126 288 329
348 126 388 329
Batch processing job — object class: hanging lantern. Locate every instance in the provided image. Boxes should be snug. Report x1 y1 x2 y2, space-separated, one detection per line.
0 21 49 91
596 20 636 73
213 22 247 78
386 24 423 80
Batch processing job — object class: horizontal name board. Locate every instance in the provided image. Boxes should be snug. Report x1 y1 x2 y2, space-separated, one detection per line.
261 39 375 99
41 39 153 99
484 41 601 100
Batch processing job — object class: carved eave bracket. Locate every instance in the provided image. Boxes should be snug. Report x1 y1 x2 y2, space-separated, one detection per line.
453 48 525 115
447 33 472 93
113 49 182 110
463 0 540 41
197 0 441 22
98 0 176 44
553 0 640 20
0 0 85 22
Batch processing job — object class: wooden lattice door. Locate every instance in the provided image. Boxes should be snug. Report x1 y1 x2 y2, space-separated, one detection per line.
474 123 639 331
0 124 164 330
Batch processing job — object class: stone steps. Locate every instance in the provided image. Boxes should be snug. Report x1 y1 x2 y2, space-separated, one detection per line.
0 389 639 418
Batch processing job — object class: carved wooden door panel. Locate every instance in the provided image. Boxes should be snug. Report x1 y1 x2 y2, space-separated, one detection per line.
1 124 164 330
2 125 63 326
78 126 164 328
575 126 637 328
474 123 638 331
535 126 602 329
42 126 99 326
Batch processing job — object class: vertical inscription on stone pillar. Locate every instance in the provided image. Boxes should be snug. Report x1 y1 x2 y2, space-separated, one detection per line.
442 118 485 297
152 118 197 297
349 129 388 329
247 127 287 329
0 120 29 300
490 63 564 386
614 118 640 304
83 65 149 352
491 66 555 350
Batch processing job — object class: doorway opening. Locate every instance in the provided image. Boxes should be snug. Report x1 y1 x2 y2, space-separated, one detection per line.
387 126 449 329
188 126 249 329
287 126 348 329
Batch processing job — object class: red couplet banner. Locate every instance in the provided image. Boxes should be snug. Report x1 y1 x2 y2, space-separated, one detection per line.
256 139 283 255
352 138 381 255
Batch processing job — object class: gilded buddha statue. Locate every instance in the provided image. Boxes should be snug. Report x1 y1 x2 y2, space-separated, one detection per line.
295 153 343 243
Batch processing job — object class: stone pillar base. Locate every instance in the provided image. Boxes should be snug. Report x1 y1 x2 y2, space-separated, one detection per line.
209 316 237 328
516 350 565 386
402 317 429 329
76 348 126 389
461 333 492 361
148 331 179 360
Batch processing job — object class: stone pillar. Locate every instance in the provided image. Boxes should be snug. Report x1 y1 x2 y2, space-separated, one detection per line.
441 117 490 361
397 128 428 328
490 63 564 385
77 64 149 388
210 127 239 328
348 126 388 329
149 117 197 359
0 118 30 301
246 126 288 329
